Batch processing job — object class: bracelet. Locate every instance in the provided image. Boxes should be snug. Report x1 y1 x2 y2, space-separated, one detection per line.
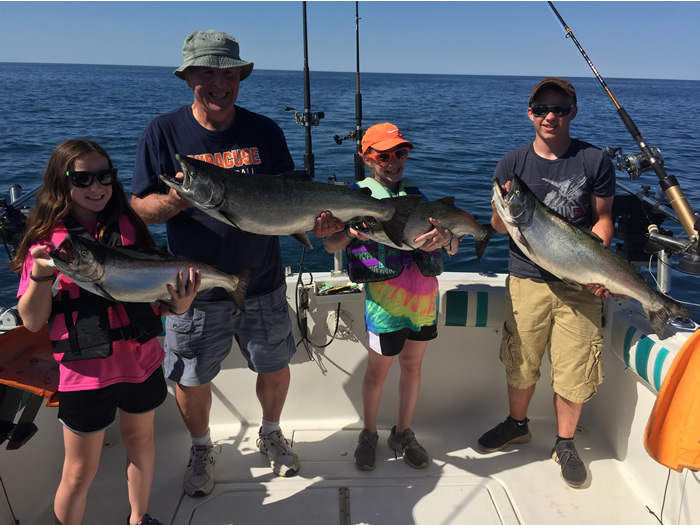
169 307 187 316
442 234 457 248
30 272 54 283
345 227 354 240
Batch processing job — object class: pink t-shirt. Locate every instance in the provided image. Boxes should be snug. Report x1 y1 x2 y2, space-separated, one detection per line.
17 217 164 392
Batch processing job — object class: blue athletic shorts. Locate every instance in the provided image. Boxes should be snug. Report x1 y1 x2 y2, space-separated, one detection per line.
58 366 166 434
163 284 296 385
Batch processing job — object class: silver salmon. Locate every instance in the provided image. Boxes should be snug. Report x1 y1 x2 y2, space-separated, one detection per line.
48 235 252 312
492 173 691 339
160 154 422 249
353 197 496 260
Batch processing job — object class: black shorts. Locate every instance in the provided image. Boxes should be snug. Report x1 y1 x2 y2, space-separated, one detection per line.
369 324 438 357
58 366 167 434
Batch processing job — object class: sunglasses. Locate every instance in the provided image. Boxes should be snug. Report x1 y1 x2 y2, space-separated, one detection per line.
65 168 118 188
364 147 410 166
530 104 575 118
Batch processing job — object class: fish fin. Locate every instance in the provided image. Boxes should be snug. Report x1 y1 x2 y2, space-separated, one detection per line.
647 293 692 339
379 195 422 248
94 285 120 303
436 196 456 206
230 268 254 312
474 224 496 261
561 279 583 290
218 211 240 229
292 232 313 248
581 228 604 244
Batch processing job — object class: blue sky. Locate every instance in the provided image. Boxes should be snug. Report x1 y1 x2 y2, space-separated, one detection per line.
2 1 699 80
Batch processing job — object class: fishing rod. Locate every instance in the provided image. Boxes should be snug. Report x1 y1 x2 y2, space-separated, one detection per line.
333 1 365 182
548 2 700 268
287 1 324 179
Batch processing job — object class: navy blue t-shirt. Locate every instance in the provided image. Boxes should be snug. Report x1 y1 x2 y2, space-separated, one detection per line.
494 139 616 281
132 105 295 300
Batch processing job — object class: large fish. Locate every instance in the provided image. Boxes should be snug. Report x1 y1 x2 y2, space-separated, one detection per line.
353 197 496 260
492 173 691 339
160 154 422 249
48 234 252 311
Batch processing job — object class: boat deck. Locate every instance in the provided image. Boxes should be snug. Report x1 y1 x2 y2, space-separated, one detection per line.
0 272 697 524
1 411 662 525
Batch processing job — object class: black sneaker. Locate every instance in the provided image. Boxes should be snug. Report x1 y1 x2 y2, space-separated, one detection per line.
387 426 429 469
354 429 379 470
477 416 531 453
127 514 163 525
552 439 587 488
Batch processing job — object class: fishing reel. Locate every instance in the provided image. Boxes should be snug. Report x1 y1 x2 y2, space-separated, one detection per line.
285 106 325 127
333 130 362 145
0 185 35 259
605 146 663 180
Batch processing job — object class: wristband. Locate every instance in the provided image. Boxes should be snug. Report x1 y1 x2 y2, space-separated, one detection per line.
30 272 54 283
345 227 354 240
442 234 457 248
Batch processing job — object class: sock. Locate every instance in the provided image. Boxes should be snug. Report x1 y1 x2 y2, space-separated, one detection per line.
260 418 281 436
556 435 574 444
192 429 212 448
508 416 528 428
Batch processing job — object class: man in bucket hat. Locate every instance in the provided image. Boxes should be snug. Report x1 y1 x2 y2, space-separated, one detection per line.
131 30 342 497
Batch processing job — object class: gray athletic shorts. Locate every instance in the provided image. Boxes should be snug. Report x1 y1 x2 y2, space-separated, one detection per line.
163 284 296 386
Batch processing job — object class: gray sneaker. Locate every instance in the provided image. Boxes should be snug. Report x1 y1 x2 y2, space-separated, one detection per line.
257 429 300 477
354 429 379 470
552 439 587 488
387 426 429 469
184 444 217 497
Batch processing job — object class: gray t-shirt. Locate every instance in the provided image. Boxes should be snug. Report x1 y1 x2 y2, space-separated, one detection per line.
494 139 616 281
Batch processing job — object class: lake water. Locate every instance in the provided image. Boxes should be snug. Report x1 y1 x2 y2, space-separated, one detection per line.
1 63 699 317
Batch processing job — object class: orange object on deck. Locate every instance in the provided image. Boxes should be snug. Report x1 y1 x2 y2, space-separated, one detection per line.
644 327 700 472
0 324 59 407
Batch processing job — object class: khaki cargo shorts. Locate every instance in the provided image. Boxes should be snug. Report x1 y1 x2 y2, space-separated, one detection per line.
499 276 605 404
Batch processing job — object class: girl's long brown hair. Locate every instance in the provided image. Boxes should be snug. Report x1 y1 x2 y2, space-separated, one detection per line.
11 139 154 273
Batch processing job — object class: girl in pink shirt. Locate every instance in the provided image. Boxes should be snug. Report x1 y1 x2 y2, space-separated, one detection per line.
12 139 201 525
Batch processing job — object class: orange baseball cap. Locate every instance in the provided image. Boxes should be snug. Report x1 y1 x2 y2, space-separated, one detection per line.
361 123 414 154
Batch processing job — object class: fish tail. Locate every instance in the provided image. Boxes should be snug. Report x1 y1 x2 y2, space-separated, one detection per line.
380 196 422 248
229 268 254 312
647 293 692 339
475 224 497 261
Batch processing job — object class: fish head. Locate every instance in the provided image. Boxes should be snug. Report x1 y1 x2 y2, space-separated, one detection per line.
48 235 105 284
492 173 534 226
159 154 226 211
353 217 382 236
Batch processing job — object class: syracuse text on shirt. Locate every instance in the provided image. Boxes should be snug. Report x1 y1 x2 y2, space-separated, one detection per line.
191 148 261 171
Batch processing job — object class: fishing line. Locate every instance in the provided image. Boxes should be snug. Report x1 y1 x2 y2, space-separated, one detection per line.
645 468 671 524
646 253 700 309
548 1 699 247
0 474 19 524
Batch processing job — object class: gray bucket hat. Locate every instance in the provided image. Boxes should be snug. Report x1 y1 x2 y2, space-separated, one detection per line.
173 30 254 81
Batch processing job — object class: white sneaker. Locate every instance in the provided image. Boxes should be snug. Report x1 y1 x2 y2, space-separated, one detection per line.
183 445 217 497
256 429 300 477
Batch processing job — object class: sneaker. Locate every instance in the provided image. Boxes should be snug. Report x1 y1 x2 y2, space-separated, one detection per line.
477 416 531 453
387 426 429 469
127 514 163 525
552 439 587 488
184 444 216 497
354 429 379 470
257 428 300 477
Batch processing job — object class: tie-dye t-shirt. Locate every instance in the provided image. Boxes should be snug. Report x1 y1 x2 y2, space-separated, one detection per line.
365 261 439 333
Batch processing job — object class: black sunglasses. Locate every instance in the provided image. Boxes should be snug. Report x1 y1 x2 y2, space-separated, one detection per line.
530 104 575 118
65 168 118 188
